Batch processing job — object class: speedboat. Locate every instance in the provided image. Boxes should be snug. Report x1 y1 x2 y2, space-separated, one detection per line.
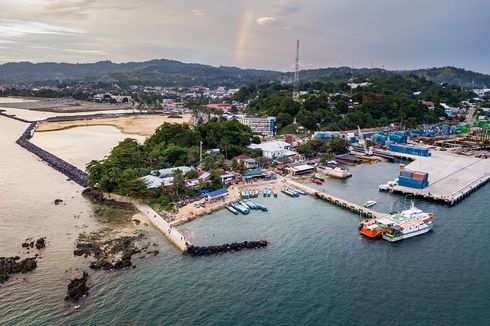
364 200 376 208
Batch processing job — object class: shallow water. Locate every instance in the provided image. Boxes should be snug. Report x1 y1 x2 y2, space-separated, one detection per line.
1 114 489 325
31 125 146 170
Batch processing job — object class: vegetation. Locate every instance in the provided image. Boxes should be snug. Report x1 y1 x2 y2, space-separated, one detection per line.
296 139 349 160
236 75 475 132
87 118 255 203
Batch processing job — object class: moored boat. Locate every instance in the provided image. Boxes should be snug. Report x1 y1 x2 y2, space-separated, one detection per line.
364 200 376 208
225 205 239 215
382 220 433 242
254 203 268 211
231 203 250 214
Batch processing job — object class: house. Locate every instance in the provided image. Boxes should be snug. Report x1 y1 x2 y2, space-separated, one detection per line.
219 171 236 185
248 141 296 159
141 166 195 188
235 155 259 169
206 188 229 201
286 164 316 176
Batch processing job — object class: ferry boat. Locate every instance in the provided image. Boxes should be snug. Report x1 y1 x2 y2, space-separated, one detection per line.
359 203 434 239
364 200 377 208
382 220 433 242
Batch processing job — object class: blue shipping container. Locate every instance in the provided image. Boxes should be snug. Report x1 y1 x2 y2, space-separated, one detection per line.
398 176 428 189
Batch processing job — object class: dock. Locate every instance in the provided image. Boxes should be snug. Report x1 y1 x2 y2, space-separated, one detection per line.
380 150 490 205
286 179 390 219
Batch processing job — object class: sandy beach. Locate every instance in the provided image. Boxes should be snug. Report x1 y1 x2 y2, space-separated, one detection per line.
171 178 283 226
36 114 193 136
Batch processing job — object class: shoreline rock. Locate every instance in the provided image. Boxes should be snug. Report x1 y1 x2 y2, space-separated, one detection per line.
187 240 268 257
74 231 143 270
65 272 90 302
0 257 37 284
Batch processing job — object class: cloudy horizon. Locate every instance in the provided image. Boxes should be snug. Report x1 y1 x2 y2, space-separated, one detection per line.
1 0 489 73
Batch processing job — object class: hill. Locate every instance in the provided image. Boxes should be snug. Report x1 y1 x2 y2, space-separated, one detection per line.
0 59 489 88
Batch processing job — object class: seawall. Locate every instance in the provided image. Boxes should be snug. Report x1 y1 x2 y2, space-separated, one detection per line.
16 122 89 187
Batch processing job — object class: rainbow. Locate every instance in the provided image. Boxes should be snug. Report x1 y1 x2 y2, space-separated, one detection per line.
234 9 253 67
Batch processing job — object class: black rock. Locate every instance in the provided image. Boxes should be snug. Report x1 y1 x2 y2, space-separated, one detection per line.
65 272 89 302
35 238 46 250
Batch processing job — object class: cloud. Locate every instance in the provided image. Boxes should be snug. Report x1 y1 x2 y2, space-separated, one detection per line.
0 19 84 38
256 17 277 26
190 9 205 17
40 0 133 20
269 0 304 16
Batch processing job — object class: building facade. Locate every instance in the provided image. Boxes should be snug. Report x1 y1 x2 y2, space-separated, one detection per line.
237 116 276 136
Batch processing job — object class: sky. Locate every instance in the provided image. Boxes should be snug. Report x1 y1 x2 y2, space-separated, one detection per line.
0 0 489 73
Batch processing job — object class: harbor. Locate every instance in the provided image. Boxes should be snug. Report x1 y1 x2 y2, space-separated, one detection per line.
379 150 490 205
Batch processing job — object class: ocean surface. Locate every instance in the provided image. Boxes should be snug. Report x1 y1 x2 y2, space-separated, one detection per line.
1 112 489 325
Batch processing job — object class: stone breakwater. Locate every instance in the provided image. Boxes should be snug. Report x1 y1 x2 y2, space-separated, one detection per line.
186 240 268 257
16 122 88 187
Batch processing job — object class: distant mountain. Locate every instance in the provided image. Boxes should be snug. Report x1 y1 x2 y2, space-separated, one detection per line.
282 66 490 88
0 59 280 87
0 59 489 88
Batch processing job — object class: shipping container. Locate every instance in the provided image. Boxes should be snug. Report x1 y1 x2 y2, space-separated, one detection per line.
398 176 429 189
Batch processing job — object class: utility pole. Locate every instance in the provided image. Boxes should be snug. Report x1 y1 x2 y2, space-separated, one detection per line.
292 39 300 101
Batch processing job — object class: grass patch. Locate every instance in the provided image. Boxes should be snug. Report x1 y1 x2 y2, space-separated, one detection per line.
93 204 135 226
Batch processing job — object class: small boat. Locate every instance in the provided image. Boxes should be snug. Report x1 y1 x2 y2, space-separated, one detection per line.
263 189 267 197
313 174 325 182
240 201 251 209
364 200 377 208
225 205 239 215
312 179 322 185
254 203 268 211
273 190 278 198
231 203 250 214
245 200 257 209
254 189 259 197
282 189 299 197
292 188 306 195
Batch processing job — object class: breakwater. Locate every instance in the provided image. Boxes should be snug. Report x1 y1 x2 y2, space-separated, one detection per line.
16 122 88 187
186 240 268 256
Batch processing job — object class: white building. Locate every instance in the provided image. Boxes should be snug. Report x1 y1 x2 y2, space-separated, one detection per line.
236 115 276 136
248 141 296 159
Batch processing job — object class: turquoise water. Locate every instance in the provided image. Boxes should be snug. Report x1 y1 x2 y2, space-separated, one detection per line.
2 162 490 325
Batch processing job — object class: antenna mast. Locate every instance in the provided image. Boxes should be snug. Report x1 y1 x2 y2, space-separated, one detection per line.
292 39 300 101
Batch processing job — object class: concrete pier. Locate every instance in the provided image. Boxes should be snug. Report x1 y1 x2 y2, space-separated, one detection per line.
102 193 189 252
380 150 490 205
286 179 390 219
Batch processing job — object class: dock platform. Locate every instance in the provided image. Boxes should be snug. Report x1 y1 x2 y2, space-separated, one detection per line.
286 180 390 219
381 150 490 205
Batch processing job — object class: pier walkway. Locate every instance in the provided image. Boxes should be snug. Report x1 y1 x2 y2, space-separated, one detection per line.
103 193 189 252
286 179 390 219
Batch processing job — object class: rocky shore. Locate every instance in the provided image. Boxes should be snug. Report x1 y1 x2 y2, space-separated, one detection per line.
187 240 268 257
65 272 90 302
16 122 88 187
0 257 37 284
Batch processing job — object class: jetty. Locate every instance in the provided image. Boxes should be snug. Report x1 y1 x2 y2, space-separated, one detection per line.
102 193 189 252
379 150 490 205
286 179 390 219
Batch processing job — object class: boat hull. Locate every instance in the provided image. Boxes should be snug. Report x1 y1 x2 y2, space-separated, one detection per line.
382 226 432 242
